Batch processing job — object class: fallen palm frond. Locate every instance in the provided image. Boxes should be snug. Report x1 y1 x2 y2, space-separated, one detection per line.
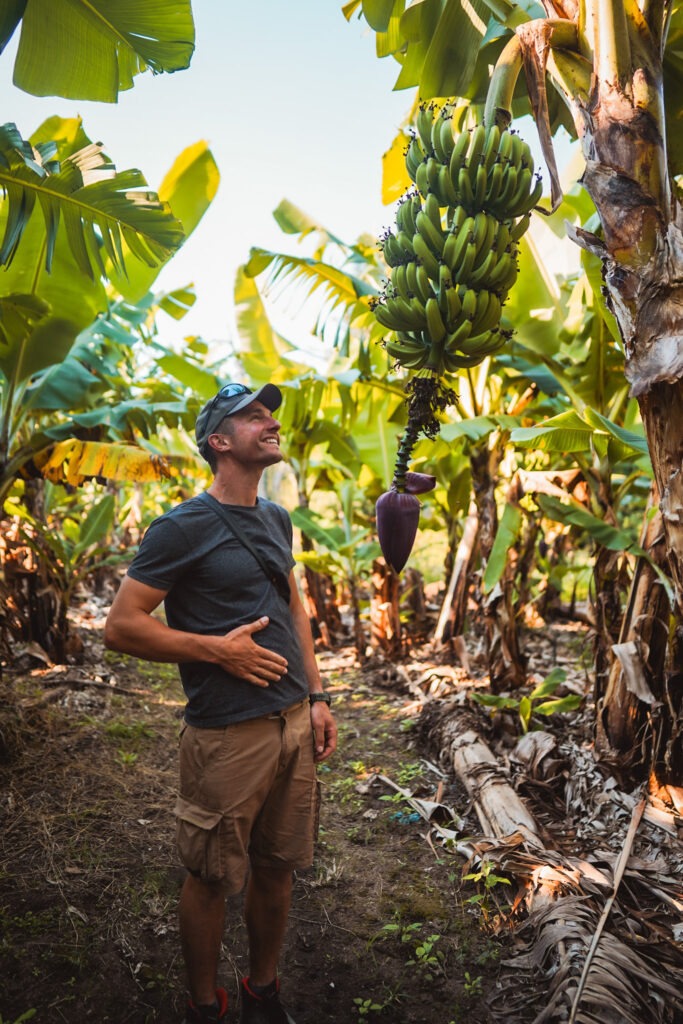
414 701 683 1022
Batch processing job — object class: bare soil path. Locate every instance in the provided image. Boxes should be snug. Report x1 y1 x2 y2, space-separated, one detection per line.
0 622 499 1024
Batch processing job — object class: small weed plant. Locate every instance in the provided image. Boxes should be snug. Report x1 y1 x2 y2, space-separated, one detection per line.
470 668 580 733
463 858 511 921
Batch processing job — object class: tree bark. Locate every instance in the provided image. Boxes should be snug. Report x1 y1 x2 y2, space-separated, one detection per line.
433 498 479 647
567 65 683 781
370 559 403 657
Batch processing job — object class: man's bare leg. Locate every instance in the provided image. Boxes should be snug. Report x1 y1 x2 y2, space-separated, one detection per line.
244 864 292 985
179 873 226 1004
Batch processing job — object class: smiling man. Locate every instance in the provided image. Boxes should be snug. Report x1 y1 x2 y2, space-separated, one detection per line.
104 383 337 1024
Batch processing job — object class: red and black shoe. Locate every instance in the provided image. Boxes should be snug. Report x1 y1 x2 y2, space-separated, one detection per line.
183 987 228 1023
239 978 296 1024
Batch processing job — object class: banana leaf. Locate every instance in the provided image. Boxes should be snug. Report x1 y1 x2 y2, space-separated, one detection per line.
9 0 194 102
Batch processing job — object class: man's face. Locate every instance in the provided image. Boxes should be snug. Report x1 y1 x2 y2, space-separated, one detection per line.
217 400 283 468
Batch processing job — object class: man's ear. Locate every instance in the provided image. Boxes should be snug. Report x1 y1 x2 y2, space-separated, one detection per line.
208 432 231 455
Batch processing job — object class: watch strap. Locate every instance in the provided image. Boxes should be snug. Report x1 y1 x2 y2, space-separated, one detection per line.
309 692 331 706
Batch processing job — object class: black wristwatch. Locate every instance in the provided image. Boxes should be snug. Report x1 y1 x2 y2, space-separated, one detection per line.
309 692 331 707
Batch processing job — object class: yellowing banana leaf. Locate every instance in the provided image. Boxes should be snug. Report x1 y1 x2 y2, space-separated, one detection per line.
10 0 195 102
382 131 412 204
272 200 344 249
234 266 302 385
35 439 175 486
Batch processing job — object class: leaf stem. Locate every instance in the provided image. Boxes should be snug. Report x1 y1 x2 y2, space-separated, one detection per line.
484 34 523 129
594 0 632 86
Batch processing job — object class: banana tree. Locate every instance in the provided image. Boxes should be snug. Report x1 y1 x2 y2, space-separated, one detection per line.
0 119 218 497
349 0 683 781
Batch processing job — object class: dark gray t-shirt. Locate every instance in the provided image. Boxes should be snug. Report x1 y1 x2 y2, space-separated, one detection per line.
126 493 308 727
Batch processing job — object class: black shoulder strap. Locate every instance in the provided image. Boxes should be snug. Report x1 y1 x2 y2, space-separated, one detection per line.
198 492 291 603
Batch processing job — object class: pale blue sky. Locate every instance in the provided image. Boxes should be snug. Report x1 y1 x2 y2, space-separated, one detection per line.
2 2 412 353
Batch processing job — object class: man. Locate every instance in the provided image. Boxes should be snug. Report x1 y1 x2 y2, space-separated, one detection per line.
105 382 337 1024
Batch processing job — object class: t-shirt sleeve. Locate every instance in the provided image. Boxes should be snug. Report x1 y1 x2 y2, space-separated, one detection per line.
127 516 191 591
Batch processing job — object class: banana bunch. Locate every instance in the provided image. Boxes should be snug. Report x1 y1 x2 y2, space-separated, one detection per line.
374 104 542 377
406 106 542 221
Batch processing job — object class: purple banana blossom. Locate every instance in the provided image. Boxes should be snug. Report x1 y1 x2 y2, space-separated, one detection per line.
400 471 436 495
376 488 420 573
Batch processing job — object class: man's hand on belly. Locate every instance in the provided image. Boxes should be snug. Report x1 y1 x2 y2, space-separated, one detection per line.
211 617 288 687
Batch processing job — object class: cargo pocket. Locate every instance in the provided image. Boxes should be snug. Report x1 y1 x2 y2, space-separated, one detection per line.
174 795 223 882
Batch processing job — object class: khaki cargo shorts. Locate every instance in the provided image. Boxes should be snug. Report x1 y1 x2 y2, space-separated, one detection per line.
173 700 318 893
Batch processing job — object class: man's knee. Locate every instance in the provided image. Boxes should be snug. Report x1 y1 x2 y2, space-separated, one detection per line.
182 871 226 907
249 863 292 896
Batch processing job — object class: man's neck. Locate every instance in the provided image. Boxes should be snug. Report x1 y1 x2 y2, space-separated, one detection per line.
207 466 262 507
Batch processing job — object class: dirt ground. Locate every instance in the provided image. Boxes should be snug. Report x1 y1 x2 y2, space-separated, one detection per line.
0 610 503 1024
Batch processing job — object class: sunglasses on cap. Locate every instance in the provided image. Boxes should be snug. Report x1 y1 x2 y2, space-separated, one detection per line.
203 383 253 423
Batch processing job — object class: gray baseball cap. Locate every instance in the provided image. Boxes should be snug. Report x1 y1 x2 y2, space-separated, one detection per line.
195 383 282 460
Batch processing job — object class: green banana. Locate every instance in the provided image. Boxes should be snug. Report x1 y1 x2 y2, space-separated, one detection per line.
509 131 526 171
467 124 486 171
424 192 443 232
389 293 426 330
461 288 478 320
507 167 532 218
382 233 403 267
456 329 503 356
426 157 442 195
397 230 415 258
471 213 495 267
445 286 462 328
404 260 417 297
415 161 430 198
416 209 445 257
431 115 448 163
416 104 435 155
482 124 500 173
443 216 473 272
509 213 530 243
376 304 401 331
415 263 433 304
486 252 514 290
471 291 501 334
445 318 473 351
452 240 477 283
449 131 470 191
438 116 455 163
438 163 459 206
406 138 425 181
497 130 514 166
469 248 497 288
458 166 475 212
392 263 410 300
492 164 518 215
412 232 441 281
494 221 511 257
510 175 543 218
425 296 446 343
474 162 487 208
485 161 504 207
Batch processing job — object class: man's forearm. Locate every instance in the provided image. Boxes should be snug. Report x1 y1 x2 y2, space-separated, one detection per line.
104 610 219 665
